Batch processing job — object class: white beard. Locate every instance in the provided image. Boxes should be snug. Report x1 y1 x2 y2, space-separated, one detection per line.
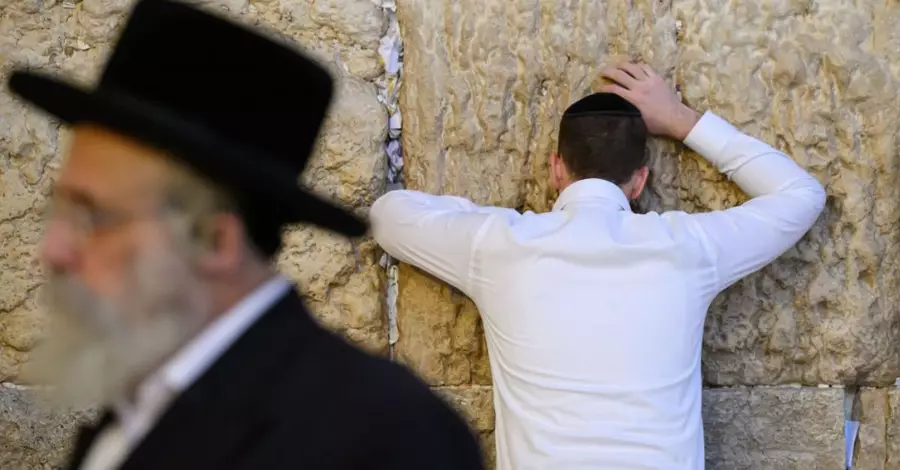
28 242 210 409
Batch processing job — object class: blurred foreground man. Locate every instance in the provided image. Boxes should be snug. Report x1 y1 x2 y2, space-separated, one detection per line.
9 1 484 469
370 63 826 469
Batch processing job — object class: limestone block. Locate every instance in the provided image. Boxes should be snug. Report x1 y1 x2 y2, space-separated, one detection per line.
398 0 678 212
277 234 387 355
394 264 491 386
302 74 387 212
678 0 900 385
0 385 95 469
279 72 389 354
395 0 678 387
854 388 900 469
0 3 77 383
435 386 495 469
0 0 389 381
275 0 387 80
702 387 845 470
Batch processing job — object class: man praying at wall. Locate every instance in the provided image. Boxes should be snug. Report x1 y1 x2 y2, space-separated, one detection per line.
370 62 827 469
9 1 484 469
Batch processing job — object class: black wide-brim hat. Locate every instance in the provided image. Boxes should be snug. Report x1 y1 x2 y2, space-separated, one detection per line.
7 0 367 247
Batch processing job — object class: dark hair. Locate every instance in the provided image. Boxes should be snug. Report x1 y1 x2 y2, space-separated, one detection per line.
557 115 648 185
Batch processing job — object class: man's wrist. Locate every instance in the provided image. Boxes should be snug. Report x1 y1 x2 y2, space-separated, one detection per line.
670 105 701 141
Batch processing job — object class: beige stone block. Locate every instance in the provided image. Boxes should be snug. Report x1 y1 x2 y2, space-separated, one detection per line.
302 74 387 212
678 0 900 385
394 264 491 386
275 0 386 80
854 388 900 469
0 385 96 469
278 71 388 354
278 234 387 355
0 2 77 383
0 0 389 376
702 387 845 470
398 0 678 213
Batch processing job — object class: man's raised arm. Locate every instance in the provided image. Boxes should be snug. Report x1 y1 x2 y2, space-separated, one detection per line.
369 189 519 296
675 111 826 291
599 62 826 292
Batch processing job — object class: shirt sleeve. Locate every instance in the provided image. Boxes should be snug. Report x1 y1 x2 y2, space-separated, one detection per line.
677 111 827 292
369 189 520 296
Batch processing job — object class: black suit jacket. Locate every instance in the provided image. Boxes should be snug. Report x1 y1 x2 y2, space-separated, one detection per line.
65 289 485 470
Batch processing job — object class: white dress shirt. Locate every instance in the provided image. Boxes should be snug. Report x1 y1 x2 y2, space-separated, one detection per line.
370 111 826 470
79 275 292 470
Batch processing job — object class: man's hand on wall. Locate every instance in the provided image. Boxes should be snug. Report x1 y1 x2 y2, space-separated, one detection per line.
598 62 701 141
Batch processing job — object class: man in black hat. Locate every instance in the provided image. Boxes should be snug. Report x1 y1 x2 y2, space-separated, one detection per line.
370 62 826 469
8 0 484 469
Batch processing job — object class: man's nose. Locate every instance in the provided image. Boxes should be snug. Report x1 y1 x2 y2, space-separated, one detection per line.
41 219 78 273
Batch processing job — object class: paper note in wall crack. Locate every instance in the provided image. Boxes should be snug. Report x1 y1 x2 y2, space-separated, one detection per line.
378 20 402 75
845 420 859 469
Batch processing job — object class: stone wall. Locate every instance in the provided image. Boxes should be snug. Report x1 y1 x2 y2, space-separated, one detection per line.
394 0 899 468
0 0 898 469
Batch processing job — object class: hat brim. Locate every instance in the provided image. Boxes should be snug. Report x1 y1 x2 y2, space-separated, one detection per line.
8 71 367 238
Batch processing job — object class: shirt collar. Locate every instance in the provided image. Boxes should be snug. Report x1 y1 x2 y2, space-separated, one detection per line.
552 178 631 212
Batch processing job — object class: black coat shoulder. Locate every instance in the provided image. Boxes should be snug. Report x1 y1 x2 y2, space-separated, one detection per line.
254 321 486 470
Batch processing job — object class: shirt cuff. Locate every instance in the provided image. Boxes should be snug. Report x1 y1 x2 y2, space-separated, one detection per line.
682 111 741 168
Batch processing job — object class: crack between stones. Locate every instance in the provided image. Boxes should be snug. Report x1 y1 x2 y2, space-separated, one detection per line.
374 0 404 361
845 386 860 470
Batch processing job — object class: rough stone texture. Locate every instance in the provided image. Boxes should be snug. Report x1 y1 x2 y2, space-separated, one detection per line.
854 388 900 469
394 264 491 386
0 386 95 470
394 0 679 390
398 0 679 212
703 387 845 470
678 0 900 386
0 0 390 390
278 67 389 355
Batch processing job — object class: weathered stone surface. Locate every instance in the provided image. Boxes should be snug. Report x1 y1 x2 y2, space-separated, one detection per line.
278 234 387 355
0 385 95 469
0 0 390 382
395 0 679 388
280 71 389 355
854 388 900 469
398 0 678 212
435 385 495 468
678 0 900 385
1 3 76 383
394 264 491 386
703 387 845 470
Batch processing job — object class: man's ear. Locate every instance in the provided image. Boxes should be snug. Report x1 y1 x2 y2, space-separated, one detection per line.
627 166 650 200
550 152 564 191
194 213 246 276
